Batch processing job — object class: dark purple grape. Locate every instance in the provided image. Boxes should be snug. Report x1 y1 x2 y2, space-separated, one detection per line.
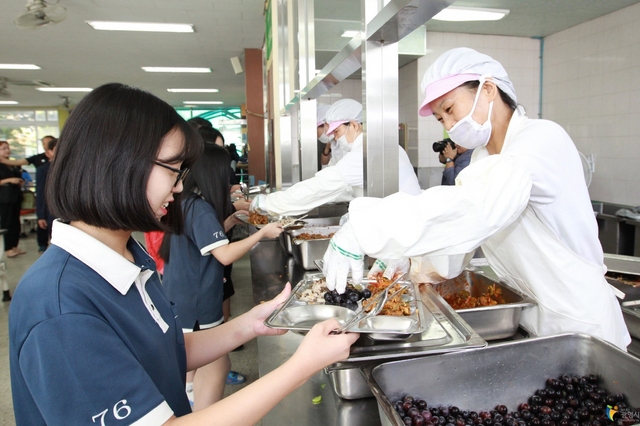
530 395 543 407
414 415 426 426
479 412 492 420
430 408 440 417
540 406 552 416
404 417 414 426
530 418 541 426
587 374 598 384
482 419 494 426
469 412 478 420
450 406 460 417
417 400 428 410
362 289 372 298
437 416 447 425
421 410 433 422
495 405 508 416
439 407 450 417
345 301 358 310
403 402 413 412
323 292 334 303
456 418 465 426
520 410 531 421
348 291 359 303
407 408 421 419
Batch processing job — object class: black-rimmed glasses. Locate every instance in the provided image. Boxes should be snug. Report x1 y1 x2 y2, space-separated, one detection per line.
154 161 190 187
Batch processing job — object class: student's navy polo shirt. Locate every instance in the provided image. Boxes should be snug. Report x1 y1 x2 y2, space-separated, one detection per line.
163 196 228 329
9 221 191 425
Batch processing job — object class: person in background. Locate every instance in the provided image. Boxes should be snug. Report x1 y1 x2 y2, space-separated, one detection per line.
9 83 358 425
34 137 58 252
187 116 212 130
0 141 25 258
161 142 283 410
251 99 421 217
0 135 58 252
317 104 334 170
434 138 473 185
322 47 630 351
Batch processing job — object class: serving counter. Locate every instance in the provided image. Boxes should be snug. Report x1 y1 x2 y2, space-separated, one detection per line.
250 239 382 426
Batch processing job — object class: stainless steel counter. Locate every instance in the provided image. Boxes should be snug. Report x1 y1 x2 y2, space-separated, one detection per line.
250 239 382 426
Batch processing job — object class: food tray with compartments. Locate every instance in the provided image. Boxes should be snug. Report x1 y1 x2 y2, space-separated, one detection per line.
264 273 437 339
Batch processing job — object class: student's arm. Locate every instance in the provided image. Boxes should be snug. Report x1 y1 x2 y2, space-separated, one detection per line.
210 222 282 265
0 158 28 166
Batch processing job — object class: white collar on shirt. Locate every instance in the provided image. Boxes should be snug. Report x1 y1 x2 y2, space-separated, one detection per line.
50 220 146 296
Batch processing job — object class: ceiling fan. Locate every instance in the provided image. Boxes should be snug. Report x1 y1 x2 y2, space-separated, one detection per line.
14 0 67 29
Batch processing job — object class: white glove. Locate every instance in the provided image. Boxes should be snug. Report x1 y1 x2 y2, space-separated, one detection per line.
249 194 268 215
368 258 410 280
322 221 364 294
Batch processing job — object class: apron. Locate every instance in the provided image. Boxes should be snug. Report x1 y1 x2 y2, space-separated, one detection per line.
482 207 630 350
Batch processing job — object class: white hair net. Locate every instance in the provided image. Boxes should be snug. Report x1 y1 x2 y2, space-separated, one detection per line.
317 104 332 126
419 47 517 116
325 99 363 125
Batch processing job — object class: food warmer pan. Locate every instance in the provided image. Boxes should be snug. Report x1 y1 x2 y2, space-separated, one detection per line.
289 226 341 270
621 301 640 340
362 333 640 426
432 270 536 340
279 217 341 254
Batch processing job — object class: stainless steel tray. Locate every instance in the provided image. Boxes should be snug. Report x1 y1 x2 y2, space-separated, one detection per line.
234 212 277 229
279 217 341 254
621 301 640 340
432 270 536 340
326 284 486 399
289 226 340 270
264 273 432 337
363 333 640 426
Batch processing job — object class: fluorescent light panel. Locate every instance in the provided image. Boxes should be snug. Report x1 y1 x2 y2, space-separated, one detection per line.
432 6 509 22
0 101 18 105
341 30 360 38
183 101 223 105
167 88 219 93
0 64 40 70
143 67 211 73
86 21 194 33
36 87 92 92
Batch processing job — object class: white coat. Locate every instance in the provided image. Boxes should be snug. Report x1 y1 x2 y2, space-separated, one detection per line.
347 107 630 350
263 134 421 216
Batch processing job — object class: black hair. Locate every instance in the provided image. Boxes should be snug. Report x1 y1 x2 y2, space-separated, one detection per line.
461 80 517 111
45 137 57 151
46 83 203 233
159 143 233 262
198 126 225 145
187 116 213 130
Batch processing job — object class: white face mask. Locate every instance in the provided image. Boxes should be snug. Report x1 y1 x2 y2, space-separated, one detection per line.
447 79 493 150
335 123 352 152
318 132 333 144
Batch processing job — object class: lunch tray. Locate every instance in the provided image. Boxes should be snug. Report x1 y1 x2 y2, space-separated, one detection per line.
264 273 443 339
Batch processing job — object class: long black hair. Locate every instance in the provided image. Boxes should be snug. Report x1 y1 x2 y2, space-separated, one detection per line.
160 142 233 261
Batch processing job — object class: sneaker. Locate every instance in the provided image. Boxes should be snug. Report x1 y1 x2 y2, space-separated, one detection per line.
225 371 246 385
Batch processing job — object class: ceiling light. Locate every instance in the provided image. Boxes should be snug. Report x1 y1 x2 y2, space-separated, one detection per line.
183 101 223 105
0 101 19 105
86 21 194 33
167 88 219 93
143 67 211 73
0 64 41 70
432 6 509 22
341 30 361 38
36 87 92 92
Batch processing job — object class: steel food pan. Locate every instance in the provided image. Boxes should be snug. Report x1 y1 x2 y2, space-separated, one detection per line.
621 301 640 340
279 217 341 254
264 273 432 338
363 333 640 426
433 270 536 340
289 226 341 270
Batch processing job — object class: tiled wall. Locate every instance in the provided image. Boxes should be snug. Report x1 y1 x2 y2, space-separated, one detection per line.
544 2 640 206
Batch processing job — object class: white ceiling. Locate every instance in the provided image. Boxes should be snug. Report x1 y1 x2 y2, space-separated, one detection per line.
1 0 639 109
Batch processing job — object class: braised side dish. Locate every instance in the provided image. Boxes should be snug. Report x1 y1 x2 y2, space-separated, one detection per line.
248 211 269 225
363 275 411 316
295 232 335 240
443 283 505 309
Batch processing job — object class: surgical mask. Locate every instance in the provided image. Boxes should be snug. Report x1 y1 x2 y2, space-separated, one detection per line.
447 80 493 150
318 132 333 144
336 123 352 152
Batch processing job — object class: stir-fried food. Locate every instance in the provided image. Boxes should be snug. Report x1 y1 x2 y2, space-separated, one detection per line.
295 232 335 240
362 276 411 316
443 283 504 309
248 211 269 225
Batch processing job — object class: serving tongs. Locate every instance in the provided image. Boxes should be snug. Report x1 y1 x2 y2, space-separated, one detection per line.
281 214 309 230
240 182 250 201
331 274 409 334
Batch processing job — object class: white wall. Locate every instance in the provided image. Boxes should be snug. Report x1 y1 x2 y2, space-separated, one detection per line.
544 2 640 206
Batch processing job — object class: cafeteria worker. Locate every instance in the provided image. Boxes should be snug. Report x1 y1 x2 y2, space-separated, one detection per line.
322 47 630 350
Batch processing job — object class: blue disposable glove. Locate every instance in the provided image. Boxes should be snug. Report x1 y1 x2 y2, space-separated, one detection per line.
249 193 268 215
368 258 410 280
322 221 364 294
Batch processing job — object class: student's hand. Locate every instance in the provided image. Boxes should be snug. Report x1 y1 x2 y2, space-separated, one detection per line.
290 319 359 374
233 198 251 212
37 219 48 230
5 177 23 185
224 211 246 233
442 144 457 161
259 221 283 239
250 282 292 337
